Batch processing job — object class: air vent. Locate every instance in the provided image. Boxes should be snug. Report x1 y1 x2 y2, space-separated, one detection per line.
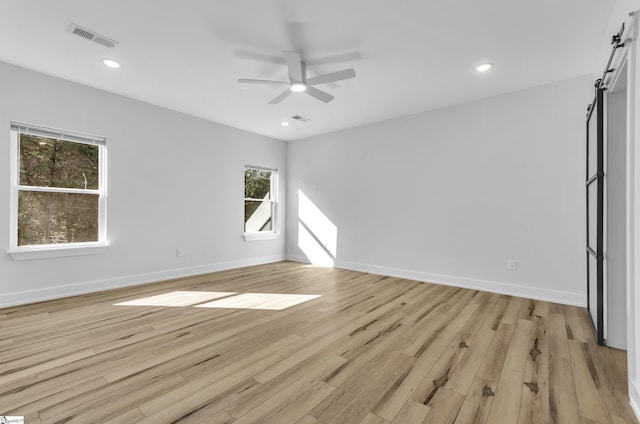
67 23 118 48
291 115 310 122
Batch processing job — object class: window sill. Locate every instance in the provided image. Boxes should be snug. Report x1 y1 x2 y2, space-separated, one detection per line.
8 244 108 261
243 233 279 241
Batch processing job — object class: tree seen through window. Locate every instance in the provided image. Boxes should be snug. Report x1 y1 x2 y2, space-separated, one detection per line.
244 167 275 232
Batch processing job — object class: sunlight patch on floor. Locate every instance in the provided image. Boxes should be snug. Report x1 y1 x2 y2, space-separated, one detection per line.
114 291 237 307
114 291 321 311
195 293 322 311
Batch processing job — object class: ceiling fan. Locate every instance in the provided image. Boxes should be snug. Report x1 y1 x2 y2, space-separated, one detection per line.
238 51 356 104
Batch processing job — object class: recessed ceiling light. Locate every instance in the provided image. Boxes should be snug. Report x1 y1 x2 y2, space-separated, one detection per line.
102 59 121 69
281 122 289 127
290 83 306 92
476 63 493 72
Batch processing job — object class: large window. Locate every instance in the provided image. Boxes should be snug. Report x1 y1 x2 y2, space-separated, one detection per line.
244 165 277 237
9 122 107 258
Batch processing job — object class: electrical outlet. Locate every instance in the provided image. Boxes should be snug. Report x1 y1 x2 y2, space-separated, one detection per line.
507 259 517 271
176 248 184 258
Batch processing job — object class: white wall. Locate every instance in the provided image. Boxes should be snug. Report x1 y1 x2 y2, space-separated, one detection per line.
625 9 640 419
0 61 287 307
287 75 592 305
606 83 628 349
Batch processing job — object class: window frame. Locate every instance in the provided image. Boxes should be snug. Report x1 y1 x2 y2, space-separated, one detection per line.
8 122 108 260
243 164 278 241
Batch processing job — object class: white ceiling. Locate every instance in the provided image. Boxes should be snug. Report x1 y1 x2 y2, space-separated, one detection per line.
0 0 618 141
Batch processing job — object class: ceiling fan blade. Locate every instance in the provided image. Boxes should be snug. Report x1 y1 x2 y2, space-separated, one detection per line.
305 86 334 103
268 89 292 104
284 51 303 82
238 78 289 85
306 69 356 86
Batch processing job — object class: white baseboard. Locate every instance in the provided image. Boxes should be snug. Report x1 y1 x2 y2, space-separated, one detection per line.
0 254 286 308
6 253 584 309
286 254 586 306
630 380 640 422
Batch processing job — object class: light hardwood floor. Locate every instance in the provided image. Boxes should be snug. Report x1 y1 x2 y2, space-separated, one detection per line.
0 261 636 424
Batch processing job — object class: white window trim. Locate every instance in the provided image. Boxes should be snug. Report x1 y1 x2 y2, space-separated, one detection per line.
8 124 108 260
242 232 279 241
9 243 108 261
243 164 278 241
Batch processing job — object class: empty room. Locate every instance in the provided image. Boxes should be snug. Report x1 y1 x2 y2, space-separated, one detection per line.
1 1 640 423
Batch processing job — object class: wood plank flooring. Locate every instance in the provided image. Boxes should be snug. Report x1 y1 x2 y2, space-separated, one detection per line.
0 261 636 424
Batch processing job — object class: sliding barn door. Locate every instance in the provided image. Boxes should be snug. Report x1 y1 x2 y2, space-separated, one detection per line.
586 84 605 345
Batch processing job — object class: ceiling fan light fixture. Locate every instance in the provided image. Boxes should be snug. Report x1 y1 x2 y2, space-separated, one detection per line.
476 63 493 72
290 83 307 92
281 122 289 127
238 51 354 104
102 58 121 68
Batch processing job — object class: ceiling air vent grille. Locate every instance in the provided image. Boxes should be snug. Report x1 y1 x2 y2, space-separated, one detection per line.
291 115 310 122
67 23 118 48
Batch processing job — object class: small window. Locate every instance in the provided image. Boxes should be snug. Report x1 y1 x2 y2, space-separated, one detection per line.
9 122 107 258
244 166 277 236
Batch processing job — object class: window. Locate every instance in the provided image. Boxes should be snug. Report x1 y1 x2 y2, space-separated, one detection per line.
244 165 277 239
9 122 107 259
